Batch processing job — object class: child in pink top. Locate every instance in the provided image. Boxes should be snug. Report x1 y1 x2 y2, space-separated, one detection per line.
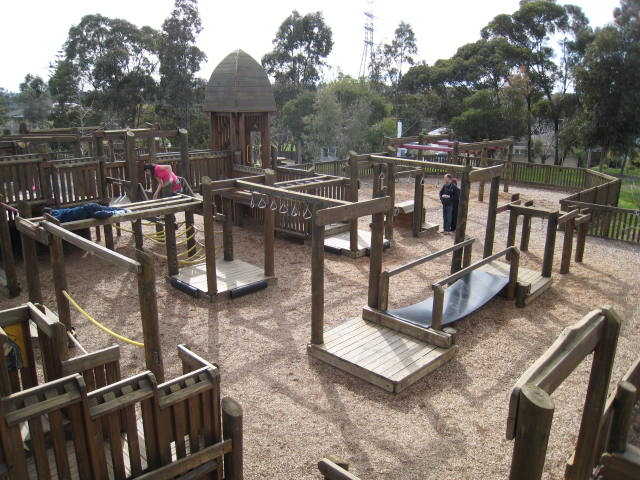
143 164 182 199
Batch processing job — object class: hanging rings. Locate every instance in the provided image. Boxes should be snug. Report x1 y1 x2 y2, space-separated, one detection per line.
279 200 288 215
291 203 299 217
270 198 278 211
303 204 313 220
257 195 267 209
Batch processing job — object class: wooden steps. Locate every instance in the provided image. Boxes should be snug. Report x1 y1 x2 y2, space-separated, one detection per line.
308 317 458 393
478 261 552 307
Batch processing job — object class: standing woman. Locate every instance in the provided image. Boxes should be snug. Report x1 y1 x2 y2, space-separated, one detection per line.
143 164 182 199
439 173 459 234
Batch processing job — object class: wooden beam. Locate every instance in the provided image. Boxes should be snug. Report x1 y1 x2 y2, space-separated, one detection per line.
41 221 141 273
202 178 218 296
370 154 467 172
367 209 385 309
387 238 475 277
469 164 504 183
483 176 500 258
315 197 392 226
310 208 325 345
509 205 556 219
236 180 346 208
263 171 275 277
136 250 164 383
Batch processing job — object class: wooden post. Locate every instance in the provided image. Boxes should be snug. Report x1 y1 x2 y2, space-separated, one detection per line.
378 271 390 311
507 209 519 250
46 217 72 332
148 130 157 162
125 131 138 202
21 232 42 303
262 113 272 169
478 143 488 201
452 167 471 273
560 218 574 274
164 213 179 276
463 242 473 268
264 170 275 277
520 215 532 252
348 154 359 251
565 309 620 480
542 212 558 278
133 220 144 251
509 385 555 480
431 286 445 331
202 178 218 296
178 128 189 180
607 381 636 454
453 141 460 164
368 208 385 309
136 250 164 383
483 176 500 258
575 221 587 263
0 202 20 297
504 143 513 192
95 134 107 199
184 210 197 258
103 224 114 250
373 163 383 196
384 163 395 240
222 197 234 261
413 172 425 237
507 248 520 301
222 397 243 480
311 209 325 345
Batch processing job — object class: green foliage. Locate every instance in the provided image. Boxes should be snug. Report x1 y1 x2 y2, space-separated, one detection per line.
383 21 417 88
0 89 8 127
158 0 207 129
18 74 51 129
575 0 640 157
50 14 160 127
262 10 333 102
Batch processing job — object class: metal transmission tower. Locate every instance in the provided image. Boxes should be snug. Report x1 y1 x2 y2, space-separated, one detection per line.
358 0 375 78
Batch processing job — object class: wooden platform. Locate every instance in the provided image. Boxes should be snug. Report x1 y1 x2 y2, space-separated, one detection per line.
479 261 553 307
323 229 391 257
171 259 275 299
308 317 459 393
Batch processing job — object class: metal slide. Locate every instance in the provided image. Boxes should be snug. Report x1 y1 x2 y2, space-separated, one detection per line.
385 270 509 328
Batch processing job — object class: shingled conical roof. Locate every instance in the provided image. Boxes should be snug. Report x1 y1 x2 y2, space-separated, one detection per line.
204 49 276 113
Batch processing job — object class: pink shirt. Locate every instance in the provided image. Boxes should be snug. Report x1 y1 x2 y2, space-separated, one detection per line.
154 166 181 191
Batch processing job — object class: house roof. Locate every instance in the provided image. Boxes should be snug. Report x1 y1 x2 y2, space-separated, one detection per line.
203 49 276 113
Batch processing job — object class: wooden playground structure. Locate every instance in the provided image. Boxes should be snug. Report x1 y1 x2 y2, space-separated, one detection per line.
0 303 244 479
317 306 640 480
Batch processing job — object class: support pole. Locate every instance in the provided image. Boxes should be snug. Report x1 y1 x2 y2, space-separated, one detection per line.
133 220 144 251
504 143 513 193
483 176 500 258
222 397 243 480
222 197 234 261
348 154 359 251
452 167 471 273
264 170 275 277
607 381 636 454
478 143 488 201
21 232 42 303
103 224 114 250
560 218 574 274
164 213 179 276
0 202 20 297
506 209 519 261
575 221 587 263
542 212 558 278
311 209 325 345
125 131 138 202
368 208 385 309
202 178 218 296
184 211 197 258
509 385 555 480
179 128 189 180
413 172 425 237
384 163 395 241
136 250 164 383
262 113 272 169
46 216 72 332
520 215 532 251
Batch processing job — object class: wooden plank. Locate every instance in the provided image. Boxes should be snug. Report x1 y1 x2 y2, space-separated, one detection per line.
42 221 141 273
315 197 392 226
469 164 504 183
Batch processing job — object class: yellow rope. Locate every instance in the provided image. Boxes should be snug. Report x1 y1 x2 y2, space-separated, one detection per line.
176 231 196 246
62 290 144 347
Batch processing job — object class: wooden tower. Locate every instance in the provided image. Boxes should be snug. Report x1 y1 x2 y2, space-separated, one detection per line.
204 49 276 168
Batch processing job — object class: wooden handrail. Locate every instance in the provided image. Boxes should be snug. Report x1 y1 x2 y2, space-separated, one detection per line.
386 238 476 277
433 246 518 287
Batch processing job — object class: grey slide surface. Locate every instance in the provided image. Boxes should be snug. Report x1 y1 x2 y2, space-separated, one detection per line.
385 270 508 328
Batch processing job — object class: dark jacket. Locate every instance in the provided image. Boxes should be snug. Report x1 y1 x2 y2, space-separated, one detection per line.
439 182 459 205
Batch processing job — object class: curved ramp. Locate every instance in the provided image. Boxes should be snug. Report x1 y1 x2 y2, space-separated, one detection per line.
385 270 509 328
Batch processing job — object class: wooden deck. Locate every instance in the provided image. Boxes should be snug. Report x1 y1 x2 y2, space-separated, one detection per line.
308 317 459 393
323 229 391 257
479 261 553 307
171 259 275 299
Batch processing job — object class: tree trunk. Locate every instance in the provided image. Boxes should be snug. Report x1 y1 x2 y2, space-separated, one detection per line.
553 119 560 165
527 95 533 163
296 138 302 163
620 153 628 176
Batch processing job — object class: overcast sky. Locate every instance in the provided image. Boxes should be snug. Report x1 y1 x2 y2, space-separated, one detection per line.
1 0 621 92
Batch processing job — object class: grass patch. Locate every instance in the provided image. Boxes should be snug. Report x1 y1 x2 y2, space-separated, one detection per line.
618 181 640 210
602 165 640 177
